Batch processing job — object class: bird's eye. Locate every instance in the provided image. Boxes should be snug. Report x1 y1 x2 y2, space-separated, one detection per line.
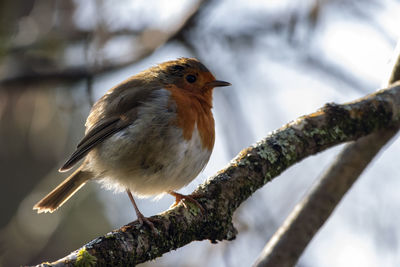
186 75 196 83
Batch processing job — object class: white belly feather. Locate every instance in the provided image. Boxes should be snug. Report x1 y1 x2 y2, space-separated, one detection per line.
83 88 213 197
98 125 211 197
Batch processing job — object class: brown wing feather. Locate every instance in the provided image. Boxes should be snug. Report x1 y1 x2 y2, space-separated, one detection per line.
77 117 120 148
59 117 131 172
59 80 159 172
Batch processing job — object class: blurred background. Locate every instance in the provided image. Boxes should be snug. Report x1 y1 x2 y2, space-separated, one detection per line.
1 0 400 266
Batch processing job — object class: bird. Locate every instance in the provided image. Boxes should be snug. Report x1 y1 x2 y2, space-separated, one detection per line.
33 57 231 231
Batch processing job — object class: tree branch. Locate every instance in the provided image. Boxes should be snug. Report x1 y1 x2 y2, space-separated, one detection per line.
0 0 210 87
253 41 400 267
32 82 400 266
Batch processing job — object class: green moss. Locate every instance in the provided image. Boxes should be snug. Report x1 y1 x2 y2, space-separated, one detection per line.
186 201 201 216
271 130 300 163
331 125 347 140
149 246 160 257
238 158 251 166
136 235 146 251
264 172 273 183
104 233 116 239
307 128 327 137
75 248 97 267
257 146 278 164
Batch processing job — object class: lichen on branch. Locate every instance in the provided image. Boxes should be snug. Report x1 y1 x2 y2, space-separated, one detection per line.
34 82 400 267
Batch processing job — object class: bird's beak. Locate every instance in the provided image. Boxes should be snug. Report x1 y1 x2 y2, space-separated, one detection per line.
207 80 231 88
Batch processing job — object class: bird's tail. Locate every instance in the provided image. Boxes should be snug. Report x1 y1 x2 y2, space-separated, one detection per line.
33 166 91 213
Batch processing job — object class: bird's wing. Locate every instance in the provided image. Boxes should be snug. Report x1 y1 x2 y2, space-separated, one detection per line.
59 116 132 172
59 84 157 172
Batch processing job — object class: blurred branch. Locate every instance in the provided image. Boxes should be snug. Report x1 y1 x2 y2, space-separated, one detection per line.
170 0 213 42
0 0 209 87
2 0 394 92
253 40 400 267
387 42 400 86
85 75 94 106
318 0 396 45
302 53 371 92
32 82 400 266
6 29 145 56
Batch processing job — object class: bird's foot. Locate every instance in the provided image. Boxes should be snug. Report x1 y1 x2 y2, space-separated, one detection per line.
126 189 159 234
135 211 159 234
169 191 205 214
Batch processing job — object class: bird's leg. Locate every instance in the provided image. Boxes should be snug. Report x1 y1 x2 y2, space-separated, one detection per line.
126 189 157 234
169 191 205 214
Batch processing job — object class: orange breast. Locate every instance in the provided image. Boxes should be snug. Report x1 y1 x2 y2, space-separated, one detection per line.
165 85 215 151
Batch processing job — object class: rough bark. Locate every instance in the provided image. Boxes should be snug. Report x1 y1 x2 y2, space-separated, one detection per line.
253 42 400 267
33 82 400 266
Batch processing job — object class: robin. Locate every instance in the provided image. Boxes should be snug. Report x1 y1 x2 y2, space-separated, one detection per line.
33 57 231 231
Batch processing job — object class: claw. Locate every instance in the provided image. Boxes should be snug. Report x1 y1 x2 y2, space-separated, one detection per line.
169 191 205 214
126 190 158 234
136 213 159 234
